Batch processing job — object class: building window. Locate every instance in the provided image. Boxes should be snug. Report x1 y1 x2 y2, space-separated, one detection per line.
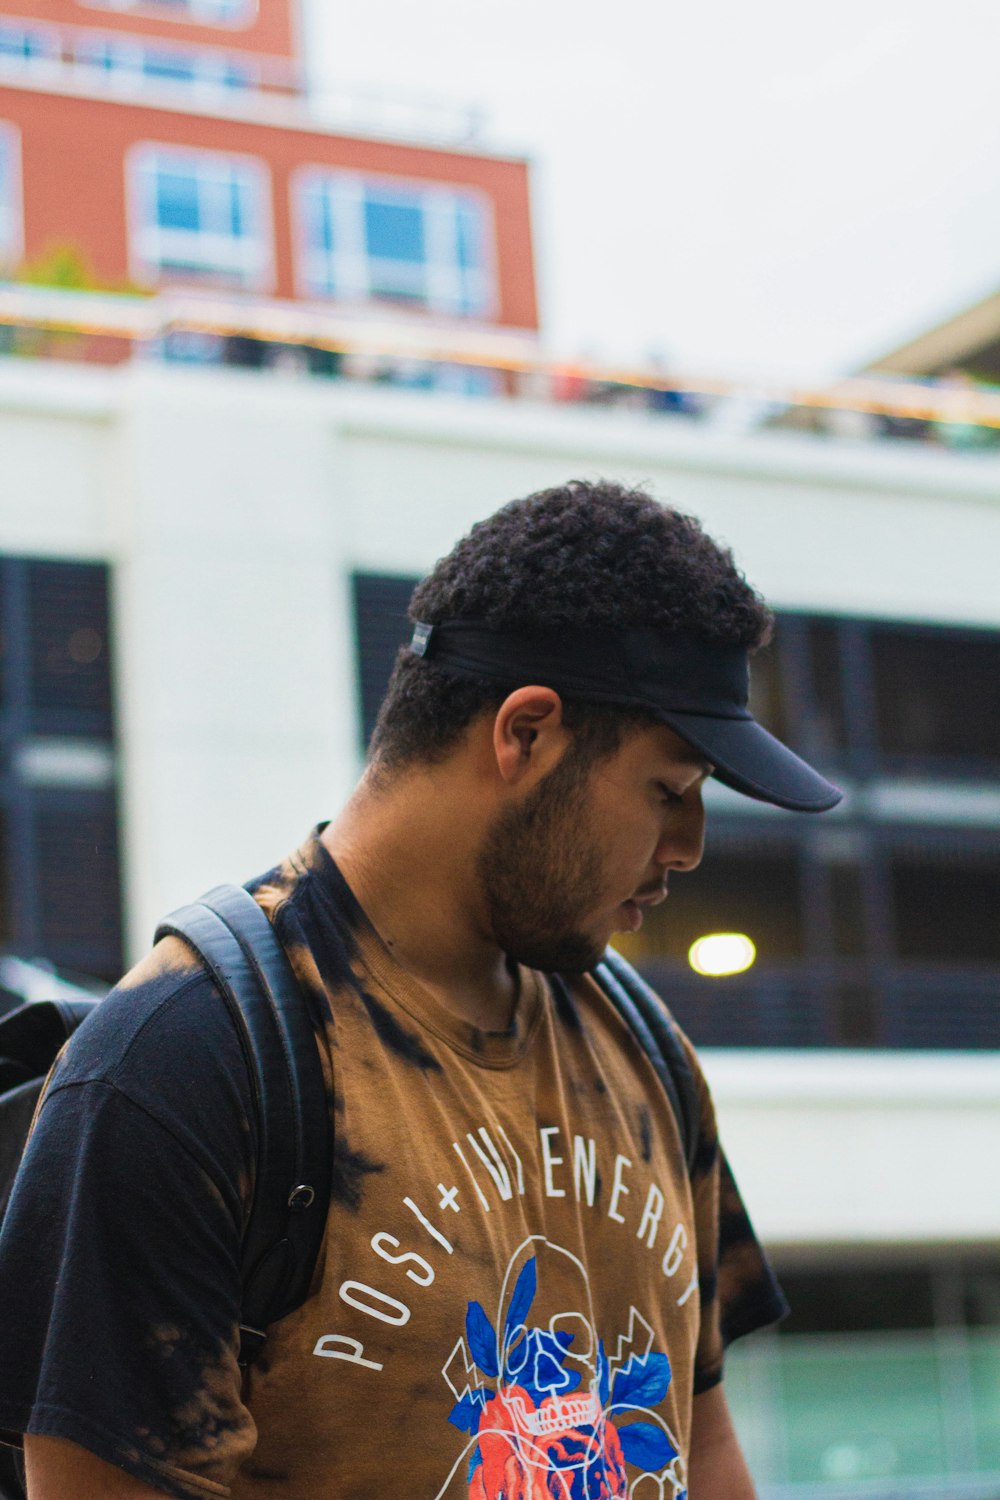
129 144 272 291
79 0 256 27
0 557 123 983
746 639 789 744
887 837 1000 965
27 561 114 734
295 170 496 319
870 623 1000 773
351 572 415 748
0 124 22 269
803 615 848 757
0 22 60 68
75 34 257 90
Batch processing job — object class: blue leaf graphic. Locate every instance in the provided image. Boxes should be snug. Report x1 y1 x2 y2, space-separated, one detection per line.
466 1301 499 1378
449 1386 488 1434
597 1338 610 1406
612 1351 672 1410
599 1344 614 1410
448 1391 485 1434
503 1256 537 1349
467 1447 483 1482
505 1325 531 1380
618 1421 677 1471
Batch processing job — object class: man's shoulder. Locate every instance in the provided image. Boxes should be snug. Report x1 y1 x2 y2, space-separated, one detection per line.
47 934 245 1103
32 931 258 1202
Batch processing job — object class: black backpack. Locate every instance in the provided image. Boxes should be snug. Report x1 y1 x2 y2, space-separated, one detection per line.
0 884 698 1497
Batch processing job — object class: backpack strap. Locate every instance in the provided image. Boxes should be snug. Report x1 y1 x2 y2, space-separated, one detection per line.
591 947 700 1175
155 885 332 1367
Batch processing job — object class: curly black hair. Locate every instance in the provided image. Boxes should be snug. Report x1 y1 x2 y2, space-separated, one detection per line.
368 478 773 772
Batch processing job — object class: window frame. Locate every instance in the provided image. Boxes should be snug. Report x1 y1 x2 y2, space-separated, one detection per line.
867 617 1000 778
0 122 23 270
127 141 274 293
75 31 258 92
291 166 499 321
0 556 124 982
0 20 62 72
77 0 257 30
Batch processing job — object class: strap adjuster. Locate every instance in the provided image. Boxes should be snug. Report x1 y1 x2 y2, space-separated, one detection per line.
410 622 434 657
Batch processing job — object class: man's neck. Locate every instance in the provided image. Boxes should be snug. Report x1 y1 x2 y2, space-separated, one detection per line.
321 764 518 1032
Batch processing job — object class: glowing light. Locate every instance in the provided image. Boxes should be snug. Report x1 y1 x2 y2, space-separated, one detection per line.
688 933 756 977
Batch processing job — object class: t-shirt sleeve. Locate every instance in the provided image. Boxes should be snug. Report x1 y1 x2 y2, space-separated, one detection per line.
0 959 259 1499
682 1032 788 1394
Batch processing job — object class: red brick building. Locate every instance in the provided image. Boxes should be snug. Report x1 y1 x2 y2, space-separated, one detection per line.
0 0 538 329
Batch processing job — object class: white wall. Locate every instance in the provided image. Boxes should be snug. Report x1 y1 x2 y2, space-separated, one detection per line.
1 357 998 1249
704 1050 1000 1248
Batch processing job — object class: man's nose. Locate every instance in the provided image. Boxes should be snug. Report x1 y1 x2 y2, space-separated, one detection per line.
655 797 705 873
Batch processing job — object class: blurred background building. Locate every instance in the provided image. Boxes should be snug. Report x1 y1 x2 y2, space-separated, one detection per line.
0 1 997 1495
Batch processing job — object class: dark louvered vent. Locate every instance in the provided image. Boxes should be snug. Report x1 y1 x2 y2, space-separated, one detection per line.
0 807 10 948
27 560 113 732
871 623 1000 768
352 572 418 749
32 792 123 980
0 565 6 713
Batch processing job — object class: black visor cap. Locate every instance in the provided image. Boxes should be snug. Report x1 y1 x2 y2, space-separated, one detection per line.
651 707 842 811
411 620 843 814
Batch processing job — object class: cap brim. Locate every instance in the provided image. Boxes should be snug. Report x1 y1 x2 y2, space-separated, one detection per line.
657 710 843 813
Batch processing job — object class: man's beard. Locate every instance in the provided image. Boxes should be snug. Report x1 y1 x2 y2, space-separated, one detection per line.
474 746 609 974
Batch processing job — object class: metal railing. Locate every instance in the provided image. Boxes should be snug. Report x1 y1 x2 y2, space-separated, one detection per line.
1 284 1000 442
639 959 1000 1049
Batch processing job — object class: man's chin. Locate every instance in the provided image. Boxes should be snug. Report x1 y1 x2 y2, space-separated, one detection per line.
505 930 607 976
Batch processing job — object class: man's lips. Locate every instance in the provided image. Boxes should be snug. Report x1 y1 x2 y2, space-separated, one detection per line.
632 886 668 908
620 887 667 931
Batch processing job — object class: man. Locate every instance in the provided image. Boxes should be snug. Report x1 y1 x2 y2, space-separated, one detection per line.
0 480 840 1498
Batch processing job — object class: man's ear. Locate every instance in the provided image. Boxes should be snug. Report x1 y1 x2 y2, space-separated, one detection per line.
492 687 568 785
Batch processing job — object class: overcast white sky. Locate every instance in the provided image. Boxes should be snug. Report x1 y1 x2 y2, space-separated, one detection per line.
305 1 1000 382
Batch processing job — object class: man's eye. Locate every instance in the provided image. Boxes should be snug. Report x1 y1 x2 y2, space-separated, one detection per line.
657 783 684 806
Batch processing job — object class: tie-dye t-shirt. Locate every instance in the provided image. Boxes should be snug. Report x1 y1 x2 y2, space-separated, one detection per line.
0 829 785 1500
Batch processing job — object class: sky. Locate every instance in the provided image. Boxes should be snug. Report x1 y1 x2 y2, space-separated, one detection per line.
305 0 1000 383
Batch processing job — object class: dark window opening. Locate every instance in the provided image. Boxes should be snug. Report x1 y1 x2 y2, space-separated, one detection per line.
0 807 10 947
804 617 848 756
889 843 1000 963
27 560 113 731
963 1267 1000 1328
0 556 122 987
351 572 417 749
832 982 878 1046
871 625 1000 769
779 1267 937 1335
32 793 123 980
828 862 870 958
747 640 788 743
776 1259 1000 1335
